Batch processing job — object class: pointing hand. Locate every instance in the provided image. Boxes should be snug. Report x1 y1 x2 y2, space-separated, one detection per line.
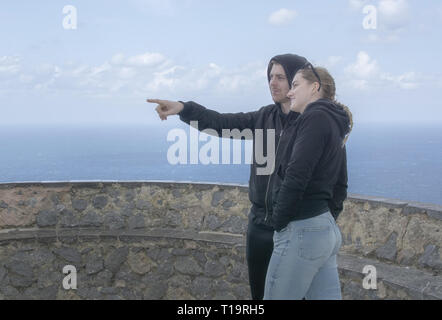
147 99 184 121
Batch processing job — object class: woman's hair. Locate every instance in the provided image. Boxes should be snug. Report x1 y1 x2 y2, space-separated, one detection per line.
298 66 353 147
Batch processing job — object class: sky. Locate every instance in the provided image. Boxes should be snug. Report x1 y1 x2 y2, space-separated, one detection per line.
1 0 442 126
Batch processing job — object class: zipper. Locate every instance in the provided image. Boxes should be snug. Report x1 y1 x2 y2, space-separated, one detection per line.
264 128 285 222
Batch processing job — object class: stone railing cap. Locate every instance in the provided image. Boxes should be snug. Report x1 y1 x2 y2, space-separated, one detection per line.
1 181 440 218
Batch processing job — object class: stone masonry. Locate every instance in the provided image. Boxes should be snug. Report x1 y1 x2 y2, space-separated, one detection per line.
0 181 441 300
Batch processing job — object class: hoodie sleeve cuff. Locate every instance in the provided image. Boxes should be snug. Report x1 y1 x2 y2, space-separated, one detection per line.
178 101 193 119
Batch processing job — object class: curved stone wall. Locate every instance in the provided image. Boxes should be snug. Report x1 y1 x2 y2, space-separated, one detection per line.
338 193 442 273
0 181 441 300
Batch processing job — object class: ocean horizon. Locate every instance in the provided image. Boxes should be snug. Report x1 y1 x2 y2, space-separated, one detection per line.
0 122 441 206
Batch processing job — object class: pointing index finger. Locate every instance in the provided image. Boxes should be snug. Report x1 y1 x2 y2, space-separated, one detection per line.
147 98 163 104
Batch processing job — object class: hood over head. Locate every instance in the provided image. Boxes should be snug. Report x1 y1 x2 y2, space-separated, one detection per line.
267 54 308 122
304 98 351 139
267 54 308 88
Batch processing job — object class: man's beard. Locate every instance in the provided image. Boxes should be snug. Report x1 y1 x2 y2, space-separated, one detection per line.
274 97 290 105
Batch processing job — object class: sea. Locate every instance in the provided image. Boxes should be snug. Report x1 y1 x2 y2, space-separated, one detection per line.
0 122 441 206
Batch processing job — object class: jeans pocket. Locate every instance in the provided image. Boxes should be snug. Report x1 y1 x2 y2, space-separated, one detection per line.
297 225 332 260
273 225 292 256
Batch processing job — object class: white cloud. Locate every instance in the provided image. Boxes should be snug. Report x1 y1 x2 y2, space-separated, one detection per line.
380 72 419 89
118 67 137 79
353 0 410 43
0 53 267 100
1 51 426 99
343 51 420 90
350 0 410 28
110 52 169 68
90 63 111 77
268 9 297 26
143 61 265 96
378 0 410 30
345 51 379 79
125 53 167 67
0 56 21 75
111 53 125 65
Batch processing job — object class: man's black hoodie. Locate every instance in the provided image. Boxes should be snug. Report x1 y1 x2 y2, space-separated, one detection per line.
177 54 348 230
270 98 350 231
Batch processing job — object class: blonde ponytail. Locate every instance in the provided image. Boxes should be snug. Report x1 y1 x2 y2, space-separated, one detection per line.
333 100 353 148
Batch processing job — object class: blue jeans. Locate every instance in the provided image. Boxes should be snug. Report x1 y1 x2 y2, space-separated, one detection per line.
264 210 342 300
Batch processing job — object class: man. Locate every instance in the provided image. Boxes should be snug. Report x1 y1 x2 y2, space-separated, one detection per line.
147 54 308 300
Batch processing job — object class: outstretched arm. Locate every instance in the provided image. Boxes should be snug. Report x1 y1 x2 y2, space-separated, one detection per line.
147 99 259 136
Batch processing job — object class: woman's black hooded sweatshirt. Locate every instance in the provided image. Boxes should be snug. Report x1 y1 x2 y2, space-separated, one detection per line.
270 98 350 232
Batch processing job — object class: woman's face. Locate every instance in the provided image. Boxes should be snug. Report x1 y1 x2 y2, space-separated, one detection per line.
287 71 319 113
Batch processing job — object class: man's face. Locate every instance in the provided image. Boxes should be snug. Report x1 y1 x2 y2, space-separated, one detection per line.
269 63 291 104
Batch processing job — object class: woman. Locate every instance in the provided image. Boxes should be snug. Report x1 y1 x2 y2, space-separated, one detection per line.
263 63 353 300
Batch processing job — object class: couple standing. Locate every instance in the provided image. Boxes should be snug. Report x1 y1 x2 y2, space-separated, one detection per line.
147 54 353 300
